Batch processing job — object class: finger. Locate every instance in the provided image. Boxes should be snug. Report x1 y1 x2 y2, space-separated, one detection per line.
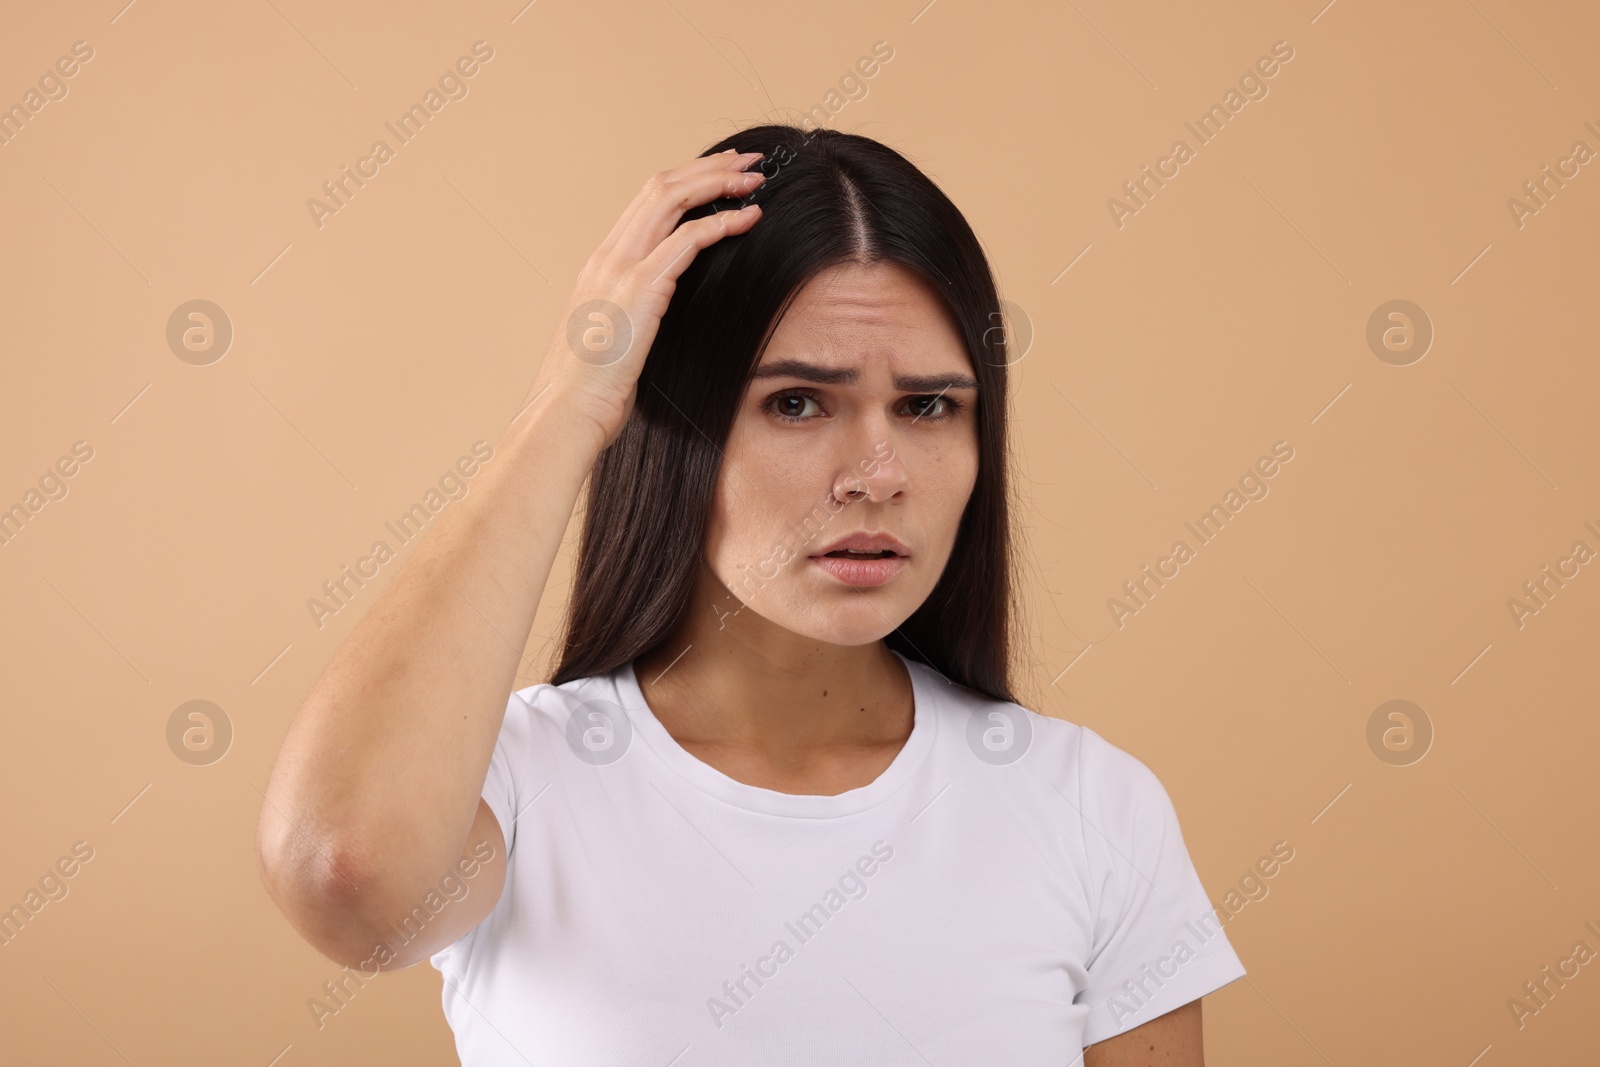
591 152 749 260
602 152 766 266
603 151 763 263
633 202 762 294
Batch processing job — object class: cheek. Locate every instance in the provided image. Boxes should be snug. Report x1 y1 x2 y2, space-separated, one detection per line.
705 426 813 568
923 437 979 536
705 483 765 601
703 479 732 561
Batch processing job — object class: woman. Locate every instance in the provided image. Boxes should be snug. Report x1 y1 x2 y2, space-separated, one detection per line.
258 124 1246 1065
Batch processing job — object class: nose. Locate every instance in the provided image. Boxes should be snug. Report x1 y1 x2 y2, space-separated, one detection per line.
832 435 906 505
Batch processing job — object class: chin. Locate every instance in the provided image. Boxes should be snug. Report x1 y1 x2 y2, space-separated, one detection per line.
748 585 922 647
793 612 901 647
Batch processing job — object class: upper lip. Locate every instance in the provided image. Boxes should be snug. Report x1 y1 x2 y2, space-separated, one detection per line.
810 532 910 557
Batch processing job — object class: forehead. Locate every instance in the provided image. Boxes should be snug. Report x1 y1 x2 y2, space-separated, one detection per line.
760 261 969 369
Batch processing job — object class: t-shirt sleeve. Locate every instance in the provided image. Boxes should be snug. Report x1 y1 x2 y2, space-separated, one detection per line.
473 687 524 863
1073 727 1246 1046
430 686 537 966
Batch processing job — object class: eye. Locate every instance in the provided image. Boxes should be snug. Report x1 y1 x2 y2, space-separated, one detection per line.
901 394 964 421
764 389 824 423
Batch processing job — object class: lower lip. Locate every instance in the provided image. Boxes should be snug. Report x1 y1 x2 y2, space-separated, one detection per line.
809 554 907 588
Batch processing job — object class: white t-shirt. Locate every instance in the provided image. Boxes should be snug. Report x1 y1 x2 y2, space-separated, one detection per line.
430 650 1245 1065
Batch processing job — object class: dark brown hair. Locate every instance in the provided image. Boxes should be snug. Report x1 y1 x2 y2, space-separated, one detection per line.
551 124 1020 703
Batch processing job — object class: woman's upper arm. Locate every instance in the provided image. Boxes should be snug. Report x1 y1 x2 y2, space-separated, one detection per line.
385 797 508 969
1083 998 1205 1067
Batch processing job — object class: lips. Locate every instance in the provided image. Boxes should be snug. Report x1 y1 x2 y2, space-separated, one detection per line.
809 532 910 559
808 532 909 588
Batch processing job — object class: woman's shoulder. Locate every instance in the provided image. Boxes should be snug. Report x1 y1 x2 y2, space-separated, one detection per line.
910 657 1169 805
507 669 620 713
496 665 633 746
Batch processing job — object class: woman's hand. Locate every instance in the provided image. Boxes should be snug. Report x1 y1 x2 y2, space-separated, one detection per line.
527 148 767 451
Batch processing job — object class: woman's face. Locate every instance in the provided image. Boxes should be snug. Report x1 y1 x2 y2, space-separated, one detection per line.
702 260 981 647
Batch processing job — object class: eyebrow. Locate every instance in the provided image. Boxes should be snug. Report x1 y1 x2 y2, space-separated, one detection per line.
751 358 978 393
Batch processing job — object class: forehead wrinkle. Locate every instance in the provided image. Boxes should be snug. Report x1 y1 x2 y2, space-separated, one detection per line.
792 283 926 329
759 264 972 382
758 314 972 386
776 296 953 364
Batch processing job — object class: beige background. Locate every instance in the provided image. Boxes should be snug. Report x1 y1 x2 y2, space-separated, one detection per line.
2 0 1597 1062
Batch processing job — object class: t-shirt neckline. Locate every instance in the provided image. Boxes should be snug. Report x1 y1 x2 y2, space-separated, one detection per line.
617 648 937 818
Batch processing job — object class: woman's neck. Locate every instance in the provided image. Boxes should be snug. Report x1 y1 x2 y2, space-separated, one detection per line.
631 566 915 794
